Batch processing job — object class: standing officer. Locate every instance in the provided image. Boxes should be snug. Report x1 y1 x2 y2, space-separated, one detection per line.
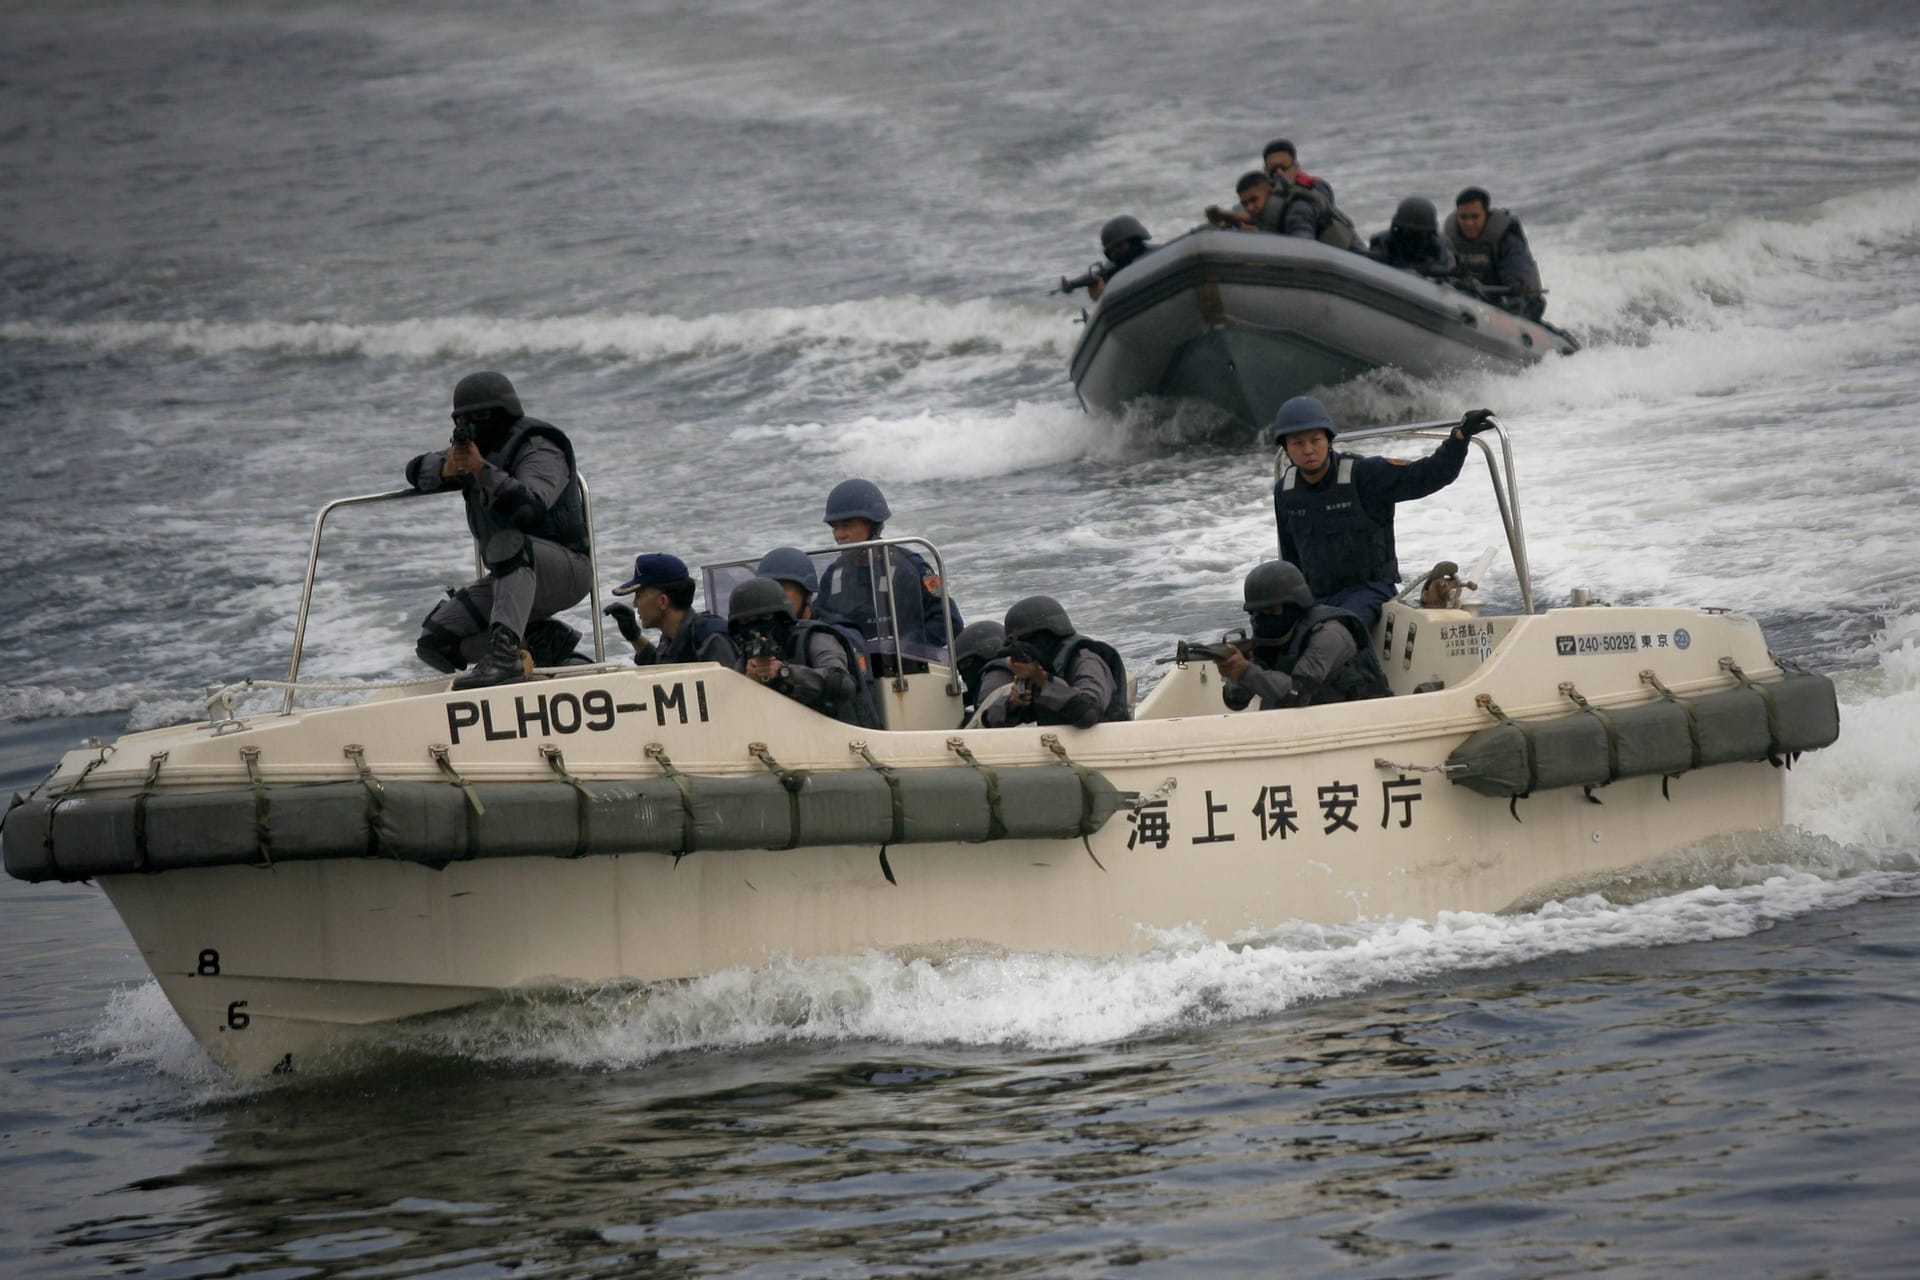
815 478 961 652
1216 561 1392 710
406 371 591 688
1272 396 1496 629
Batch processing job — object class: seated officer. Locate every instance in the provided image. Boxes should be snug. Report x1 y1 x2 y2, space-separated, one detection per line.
1216 561 1392 710
815 478 961 653
952 619 1008 726
978 596 1129 729
1368 197 1457 279
603 553 737 668
1444 186 1547 320
728 576 881 729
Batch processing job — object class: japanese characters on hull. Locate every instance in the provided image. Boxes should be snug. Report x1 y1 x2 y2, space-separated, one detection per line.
1127 773 1427 852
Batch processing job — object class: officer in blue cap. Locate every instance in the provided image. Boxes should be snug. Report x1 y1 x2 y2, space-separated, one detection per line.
603 552 737 667
1272 398 1495 629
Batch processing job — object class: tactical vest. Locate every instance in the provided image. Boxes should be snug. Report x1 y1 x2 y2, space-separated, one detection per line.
1044 636 1131 725
466 418 590 555
1443 208 1540 295
1279 180 1358 250
652 612 732 666
1278 455 1398 597
1253 606 1393 709
790 620 883 730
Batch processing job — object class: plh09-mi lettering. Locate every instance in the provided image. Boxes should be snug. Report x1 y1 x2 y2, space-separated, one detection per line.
445 680 710 745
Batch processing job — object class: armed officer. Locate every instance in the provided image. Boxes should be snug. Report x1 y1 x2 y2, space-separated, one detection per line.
1272 396 1496 629
603 552 736 667
1444 186 1546 320
977 596 1129 729
728 576 881 729
815 478 960 653
1368 197 1457 278
1063 216 1155 302
406 371 591 688
1216 561 1392 710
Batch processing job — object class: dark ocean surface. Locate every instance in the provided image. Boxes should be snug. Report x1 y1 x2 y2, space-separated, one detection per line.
2 0 1917 1275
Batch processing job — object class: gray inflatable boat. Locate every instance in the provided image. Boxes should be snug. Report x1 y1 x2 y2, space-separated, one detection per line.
1068 228 1578 427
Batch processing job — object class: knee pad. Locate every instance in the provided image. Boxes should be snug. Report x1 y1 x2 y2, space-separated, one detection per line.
524 618 583 668
482 529 533 575
415 621 467 673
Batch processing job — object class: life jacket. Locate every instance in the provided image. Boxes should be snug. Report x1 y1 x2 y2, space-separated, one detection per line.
1043 636 1132 725
1251 606 1393 709
1276 176 1358 250
651 612 733 666
1277 454 1398 597
1442 207 1541 296
817 545 958 646
791 619 883 730
465 417 590 555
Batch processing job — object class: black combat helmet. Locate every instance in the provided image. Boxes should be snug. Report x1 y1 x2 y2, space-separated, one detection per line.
1390 197 1439 235
1004 595 1075 640
728 577 796 625
452 371 524 420
1243 561 1314 613
953 620 1008 669
1100 215 1151 260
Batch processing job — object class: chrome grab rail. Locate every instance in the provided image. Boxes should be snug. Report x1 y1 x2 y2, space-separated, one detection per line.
1280 416 1532 615
282 478 605 714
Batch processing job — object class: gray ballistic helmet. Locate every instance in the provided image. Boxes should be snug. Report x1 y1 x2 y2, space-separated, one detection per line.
1005 595 1074 640
728 576 796 624
755 546 819 595
1272 394 1336 445
1390 196 1439 235
1243 560 1314 613
1100 215 1150 255
823 478 891 526
954 620 1007 668
452 371 523 419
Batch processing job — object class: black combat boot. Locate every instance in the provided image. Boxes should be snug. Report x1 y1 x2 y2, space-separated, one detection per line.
452 624 529 689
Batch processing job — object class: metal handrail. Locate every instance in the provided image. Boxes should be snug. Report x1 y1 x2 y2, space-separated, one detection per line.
282 478 605 714
1280 416 1533 615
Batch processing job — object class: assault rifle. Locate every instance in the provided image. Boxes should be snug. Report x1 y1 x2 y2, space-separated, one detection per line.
1159 630 1250 666
740 628 782 663
1055 264 1104 296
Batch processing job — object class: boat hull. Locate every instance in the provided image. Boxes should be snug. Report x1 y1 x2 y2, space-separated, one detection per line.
6 604 1824 1075
1069 230 1576 426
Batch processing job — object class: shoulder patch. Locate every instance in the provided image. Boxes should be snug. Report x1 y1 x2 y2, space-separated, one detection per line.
1387 458 1408 467
923 575 943 594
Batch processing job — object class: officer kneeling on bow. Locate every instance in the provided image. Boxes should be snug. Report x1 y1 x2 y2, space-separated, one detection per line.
1216 561 1393 711
406 371 591 689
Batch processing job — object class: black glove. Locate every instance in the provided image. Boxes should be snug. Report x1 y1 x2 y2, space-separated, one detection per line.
603 602 643 646
1458 408 1496 436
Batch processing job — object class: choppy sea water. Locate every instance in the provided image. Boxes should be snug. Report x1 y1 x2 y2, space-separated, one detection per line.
2 0 1918 1274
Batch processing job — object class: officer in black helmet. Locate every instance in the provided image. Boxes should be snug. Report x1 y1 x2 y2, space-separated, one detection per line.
1368 197 1457 278
405 371 591 688
1217 561 1392 710
1080 216 1155 302
814 478 961 654
977 596 1129 729
728 576 880 729
952 619 1008 726
1272 395 1495 630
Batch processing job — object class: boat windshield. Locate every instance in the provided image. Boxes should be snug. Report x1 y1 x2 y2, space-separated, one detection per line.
701 537 960 668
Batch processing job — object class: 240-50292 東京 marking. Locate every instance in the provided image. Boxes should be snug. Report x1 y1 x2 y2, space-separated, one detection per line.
445 680 712 745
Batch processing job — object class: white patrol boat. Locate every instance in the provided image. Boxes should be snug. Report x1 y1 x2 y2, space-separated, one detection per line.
2 420 1837 1077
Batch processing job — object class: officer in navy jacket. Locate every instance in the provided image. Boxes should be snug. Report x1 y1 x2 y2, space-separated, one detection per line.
815 478 960 652
406 371 591 688
602 552 737 668
1271 397 1496 629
